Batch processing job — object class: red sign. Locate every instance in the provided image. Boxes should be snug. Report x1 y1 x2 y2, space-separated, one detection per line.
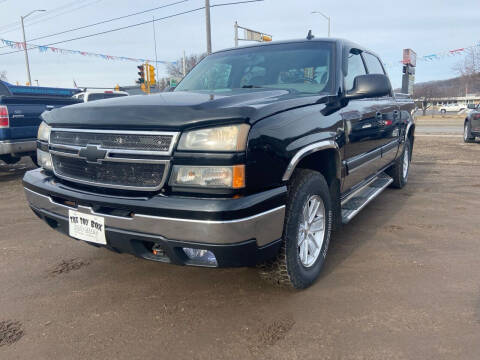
403 49 417 67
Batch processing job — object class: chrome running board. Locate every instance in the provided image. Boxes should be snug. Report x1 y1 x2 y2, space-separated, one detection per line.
341 173 393 224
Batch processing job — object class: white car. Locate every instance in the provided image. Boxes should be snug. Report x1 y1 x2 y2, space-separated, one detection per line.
438 103 466 114
73 90 129 102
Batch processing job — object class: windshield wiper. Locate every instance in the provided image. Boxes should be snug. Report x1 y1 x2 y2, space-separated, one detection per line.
241 85 264 89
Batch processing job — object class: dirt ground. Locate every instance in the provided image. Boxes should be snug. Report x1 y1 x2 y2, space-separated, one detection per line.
1 118 479 359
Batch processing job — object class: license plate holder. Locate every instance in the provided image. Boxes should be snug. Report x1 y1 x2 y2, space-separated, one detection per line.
68 210 106 245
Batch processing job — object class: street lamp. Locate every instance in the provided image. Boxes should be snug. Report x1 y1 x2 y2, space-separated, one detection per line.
312 11 331 37
21 9 46 85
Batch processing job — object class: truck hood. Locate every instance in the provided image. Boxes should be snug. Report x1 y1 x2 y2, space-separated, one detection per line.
41 89 323 131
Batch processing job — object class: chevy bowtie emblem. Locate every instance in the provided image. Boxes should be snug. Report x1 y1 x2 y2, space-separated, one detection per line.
78 145 107 163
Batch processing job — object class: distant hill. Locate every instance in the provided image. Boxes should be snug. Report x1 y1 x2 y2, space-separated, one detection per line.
412 73 480 98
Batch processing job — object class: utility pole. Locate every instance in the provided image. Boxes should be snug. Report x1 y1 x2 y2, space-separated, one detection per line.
205 0 212 54
21 9 46 85
152 16 159 90
311 11 331 37
234 21 239 47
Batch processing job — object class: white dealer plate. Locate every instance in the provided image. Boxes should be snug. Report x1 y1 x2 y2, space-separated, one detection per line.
68 210 106 245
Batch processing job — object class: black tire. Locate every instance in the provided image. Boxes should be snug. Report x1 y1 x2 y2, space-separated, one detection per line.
387 137 411 189
259 169 333 289
440 109 446 114
464 121 475 143
0 154 21 165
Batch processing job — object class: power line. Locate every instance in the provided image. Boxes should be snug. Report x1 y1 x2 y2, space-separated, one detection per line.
0 0 264 57
0 0 103 34
19 0 105 29
0 0 190 50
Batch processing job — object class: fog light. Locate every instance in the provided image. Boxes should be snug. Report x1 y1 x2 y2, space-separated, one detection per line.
183 248 218 266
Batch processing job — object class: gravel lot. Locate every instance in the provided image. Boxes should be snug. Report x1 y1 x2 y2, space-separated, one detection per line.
1 117 479 359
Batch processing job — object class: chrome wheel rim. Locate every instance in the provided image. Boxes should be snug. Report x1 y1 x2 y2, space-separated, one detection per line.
298 195 325 268
403 146 409 179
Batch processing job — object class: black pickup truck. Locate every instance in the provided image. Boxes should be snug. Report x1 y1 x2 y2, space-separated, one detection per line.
23 37 415 289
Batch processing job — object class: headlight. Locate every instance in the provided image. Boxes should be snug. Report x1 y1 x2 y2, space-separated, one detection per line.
37 122 51 142
177 124 250 152
37 149 53 170
169 165 245 189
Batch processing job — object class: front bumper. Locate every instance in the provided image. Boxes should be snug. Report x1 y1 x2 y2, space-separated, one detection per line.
23 169 286 267
0 138 36 156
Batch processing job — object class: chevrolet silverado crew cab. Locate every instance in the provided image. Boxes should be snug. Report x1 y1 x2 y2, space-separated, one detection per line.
23 37 415 289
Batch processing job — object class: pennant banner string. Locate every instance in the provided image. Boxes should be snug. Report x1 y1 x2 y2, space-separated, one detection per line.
0 38 176 65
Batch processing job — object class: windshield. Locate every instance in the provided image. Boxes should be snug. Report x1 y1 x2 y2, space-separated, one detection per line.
175 42 334 94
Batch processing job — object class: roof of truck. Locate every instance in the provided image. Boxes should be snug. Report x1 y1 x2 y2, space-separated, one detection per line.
216 37 372 55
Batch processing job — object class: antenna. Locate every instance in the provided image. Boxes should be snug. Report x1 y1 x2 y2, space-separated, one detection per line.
307 30 314 40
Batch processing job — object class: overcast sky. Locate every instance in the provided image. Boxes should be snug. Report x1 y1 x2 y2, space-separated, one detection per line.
1 0 479 89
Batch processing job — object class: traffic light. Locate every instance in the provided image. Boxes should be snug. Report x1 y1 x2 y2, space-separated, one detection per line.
147 64 156 86
137 65 145 84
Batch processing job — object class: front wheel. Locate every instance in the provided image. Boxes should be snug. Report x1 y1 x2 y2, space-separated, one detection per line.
440 109 446 114
259 169 333 289
464 121 475 143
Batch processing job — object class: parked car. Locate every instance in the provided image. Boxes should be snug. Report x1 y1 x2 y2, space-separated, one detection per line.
464 105 480 143
72 90 129 102
23 37 415 289
0 80 80 165
439 103 465 114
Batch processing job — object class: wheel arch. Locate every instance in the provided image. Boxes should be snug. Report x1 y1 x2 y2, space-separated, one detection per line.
282 141 341 185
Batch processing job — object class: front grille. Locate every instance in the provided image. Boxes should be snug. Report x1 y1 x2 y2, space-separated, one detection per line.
52 155 166 190
48 129 178 191
50 131 174 152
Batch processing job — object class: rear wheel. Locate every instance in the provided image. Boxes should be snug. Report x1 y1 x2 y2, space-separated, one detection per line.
387 137 411 189
259 169 332 289
440 109 446 114
464 121 475 143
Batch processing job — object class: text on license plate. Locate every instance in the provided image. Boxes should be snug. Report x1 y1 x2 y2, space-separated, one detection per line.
68 210 106 245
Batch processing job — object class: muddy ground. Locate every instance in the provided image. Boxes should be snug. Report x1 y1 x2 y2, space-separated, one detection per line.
1 117 479 359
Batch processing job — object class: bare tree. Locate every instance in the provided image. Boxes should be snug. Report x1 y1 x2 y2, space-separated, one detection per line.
453 47 480 96
166 53 207 79
413 83 435 115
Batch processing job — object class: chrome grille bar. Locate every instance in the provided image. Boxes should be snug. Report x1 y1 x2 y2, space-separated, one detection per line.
48 128 179 191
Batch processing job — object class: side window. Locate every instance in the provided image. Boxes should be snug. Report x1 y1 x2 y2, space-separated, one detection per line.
363 53 385 75
345 51 366 91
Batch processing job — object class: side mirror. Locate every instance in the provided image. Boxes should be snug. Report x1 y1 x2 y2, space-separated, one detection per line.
346 74 391 100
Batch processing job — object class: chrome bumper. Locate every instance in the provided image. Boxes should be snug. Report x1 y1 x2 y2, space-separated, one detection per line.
0 139 36 155
24 187 285 247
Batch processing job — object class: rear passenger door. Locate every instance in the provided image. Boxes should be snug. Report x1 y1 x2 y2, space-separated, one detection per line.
341 49 384 192
362 52 401 169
